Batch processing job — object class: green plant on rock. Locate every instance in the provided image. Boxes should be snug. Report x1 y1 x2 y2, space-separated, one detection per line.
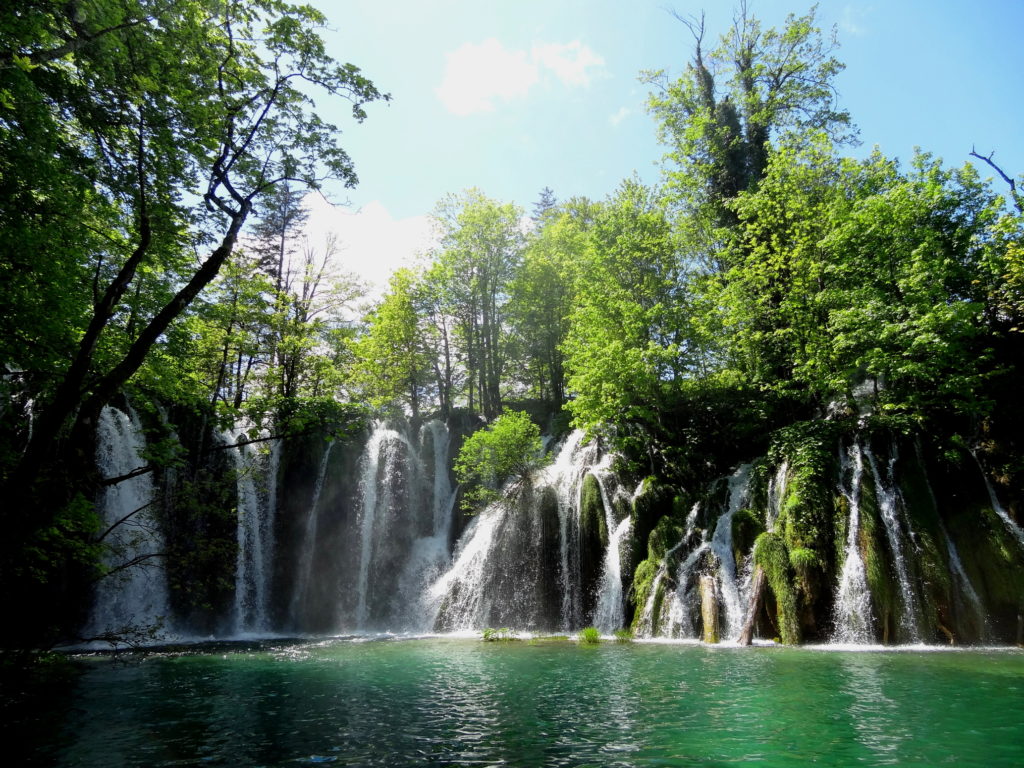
482 627 518 642
754 532 801 644
613 629 633 643
578 626 601 644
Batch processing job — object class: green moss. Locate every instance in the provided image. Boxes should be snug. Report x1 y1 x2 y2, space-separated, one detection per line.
754 532 801 644
646 514 685 562
580 474 609 549
630 558 659 633
732 508 765 565
613 629 633 643
482 627 519 642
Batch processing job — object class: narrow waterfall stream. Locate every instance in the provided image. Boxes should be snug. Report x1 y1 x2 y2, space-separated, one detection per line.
228 432 277 634
863 446 922 643
833 442 875 644
84 406 170 641
971 451 1024 552
289 441 334 630
709 464 753 641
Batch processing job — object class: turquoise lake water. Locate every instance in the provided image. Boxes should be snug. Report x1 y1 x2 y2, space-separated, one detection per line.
8 638 1024 767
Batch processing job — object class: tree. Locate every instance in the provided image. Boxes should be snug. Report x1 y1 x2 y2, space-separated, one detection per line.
0 0 386 643
563 180 689 436
532 186 558 222
645 4 852 234
454 410 546 511
351 269 433 419
507 201 591 409
430 190 524 419
3 0 385 484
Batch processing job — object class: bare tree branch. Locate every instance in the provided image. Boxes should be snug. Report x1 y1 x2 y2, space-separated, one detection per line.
970 147 1023 214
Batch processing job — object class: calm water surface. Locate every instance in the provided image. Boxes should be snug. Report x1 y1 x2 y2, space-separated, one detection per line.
8 638 1024 767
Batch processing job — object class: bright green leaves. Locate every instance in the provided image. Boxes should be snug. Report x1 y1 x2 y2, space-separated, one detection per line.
563 180 688 434
351 269 432 419
714 133 1012 423
454 410 547 512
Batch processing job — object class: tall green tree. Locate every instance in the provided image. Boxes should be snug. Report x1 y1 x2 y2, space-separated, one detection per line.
507 201 592 409
0 0 385 643
645 4 852 237
563 180 689 435
351 269 432 419
431 190 524 419
3 0 385 486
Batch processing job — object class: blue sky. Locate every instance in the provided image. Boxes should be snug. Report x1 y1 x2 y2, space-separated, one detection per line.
300 0 1024 292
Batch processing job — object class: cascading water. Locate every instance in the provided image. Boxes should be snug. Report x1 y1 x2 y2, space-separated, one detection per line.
83 406 170 642
916 445 988 641
709 464 753 641
864 446 922 643
352 424 423 628
337 419 460 631
289 440 334 630
635 503 698 638
429 430 624 632
971 451 1024 551
833 442 875 644
590 458 634 632
227 431 278 634
766 461 789 532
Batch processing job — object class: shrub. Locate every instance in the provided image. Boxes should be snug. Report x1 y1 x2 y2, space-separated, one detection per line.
578 626 601 644
455 411 547 512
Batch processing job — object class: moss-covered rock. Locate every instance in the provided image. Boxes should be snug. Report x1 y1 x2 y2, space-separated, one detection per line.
754 532 800 644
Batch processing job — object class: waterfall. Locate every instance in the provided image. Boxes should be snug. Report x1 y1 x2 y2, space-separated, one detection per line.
971 451 1024 551
593 517 632 631
766 461 788 532
590 459 634 632
395 420 459 629
635 503 698 638
552 431 594 627
228 431 277 635
664 541 709 638
833 442 875 644
709 464 753 641
863 446 922 643
429 429 620 632
909 444 987 641
289 440 334 630
83 406 170 642
352 424 423 629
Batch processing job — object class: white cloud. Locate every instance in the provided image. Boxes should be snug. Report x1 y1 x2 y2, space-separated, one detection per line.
609 106 631 127
531 41 605 87
841 4 872 37
436 38 539 116
302 195 437 302
437 38 604 115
